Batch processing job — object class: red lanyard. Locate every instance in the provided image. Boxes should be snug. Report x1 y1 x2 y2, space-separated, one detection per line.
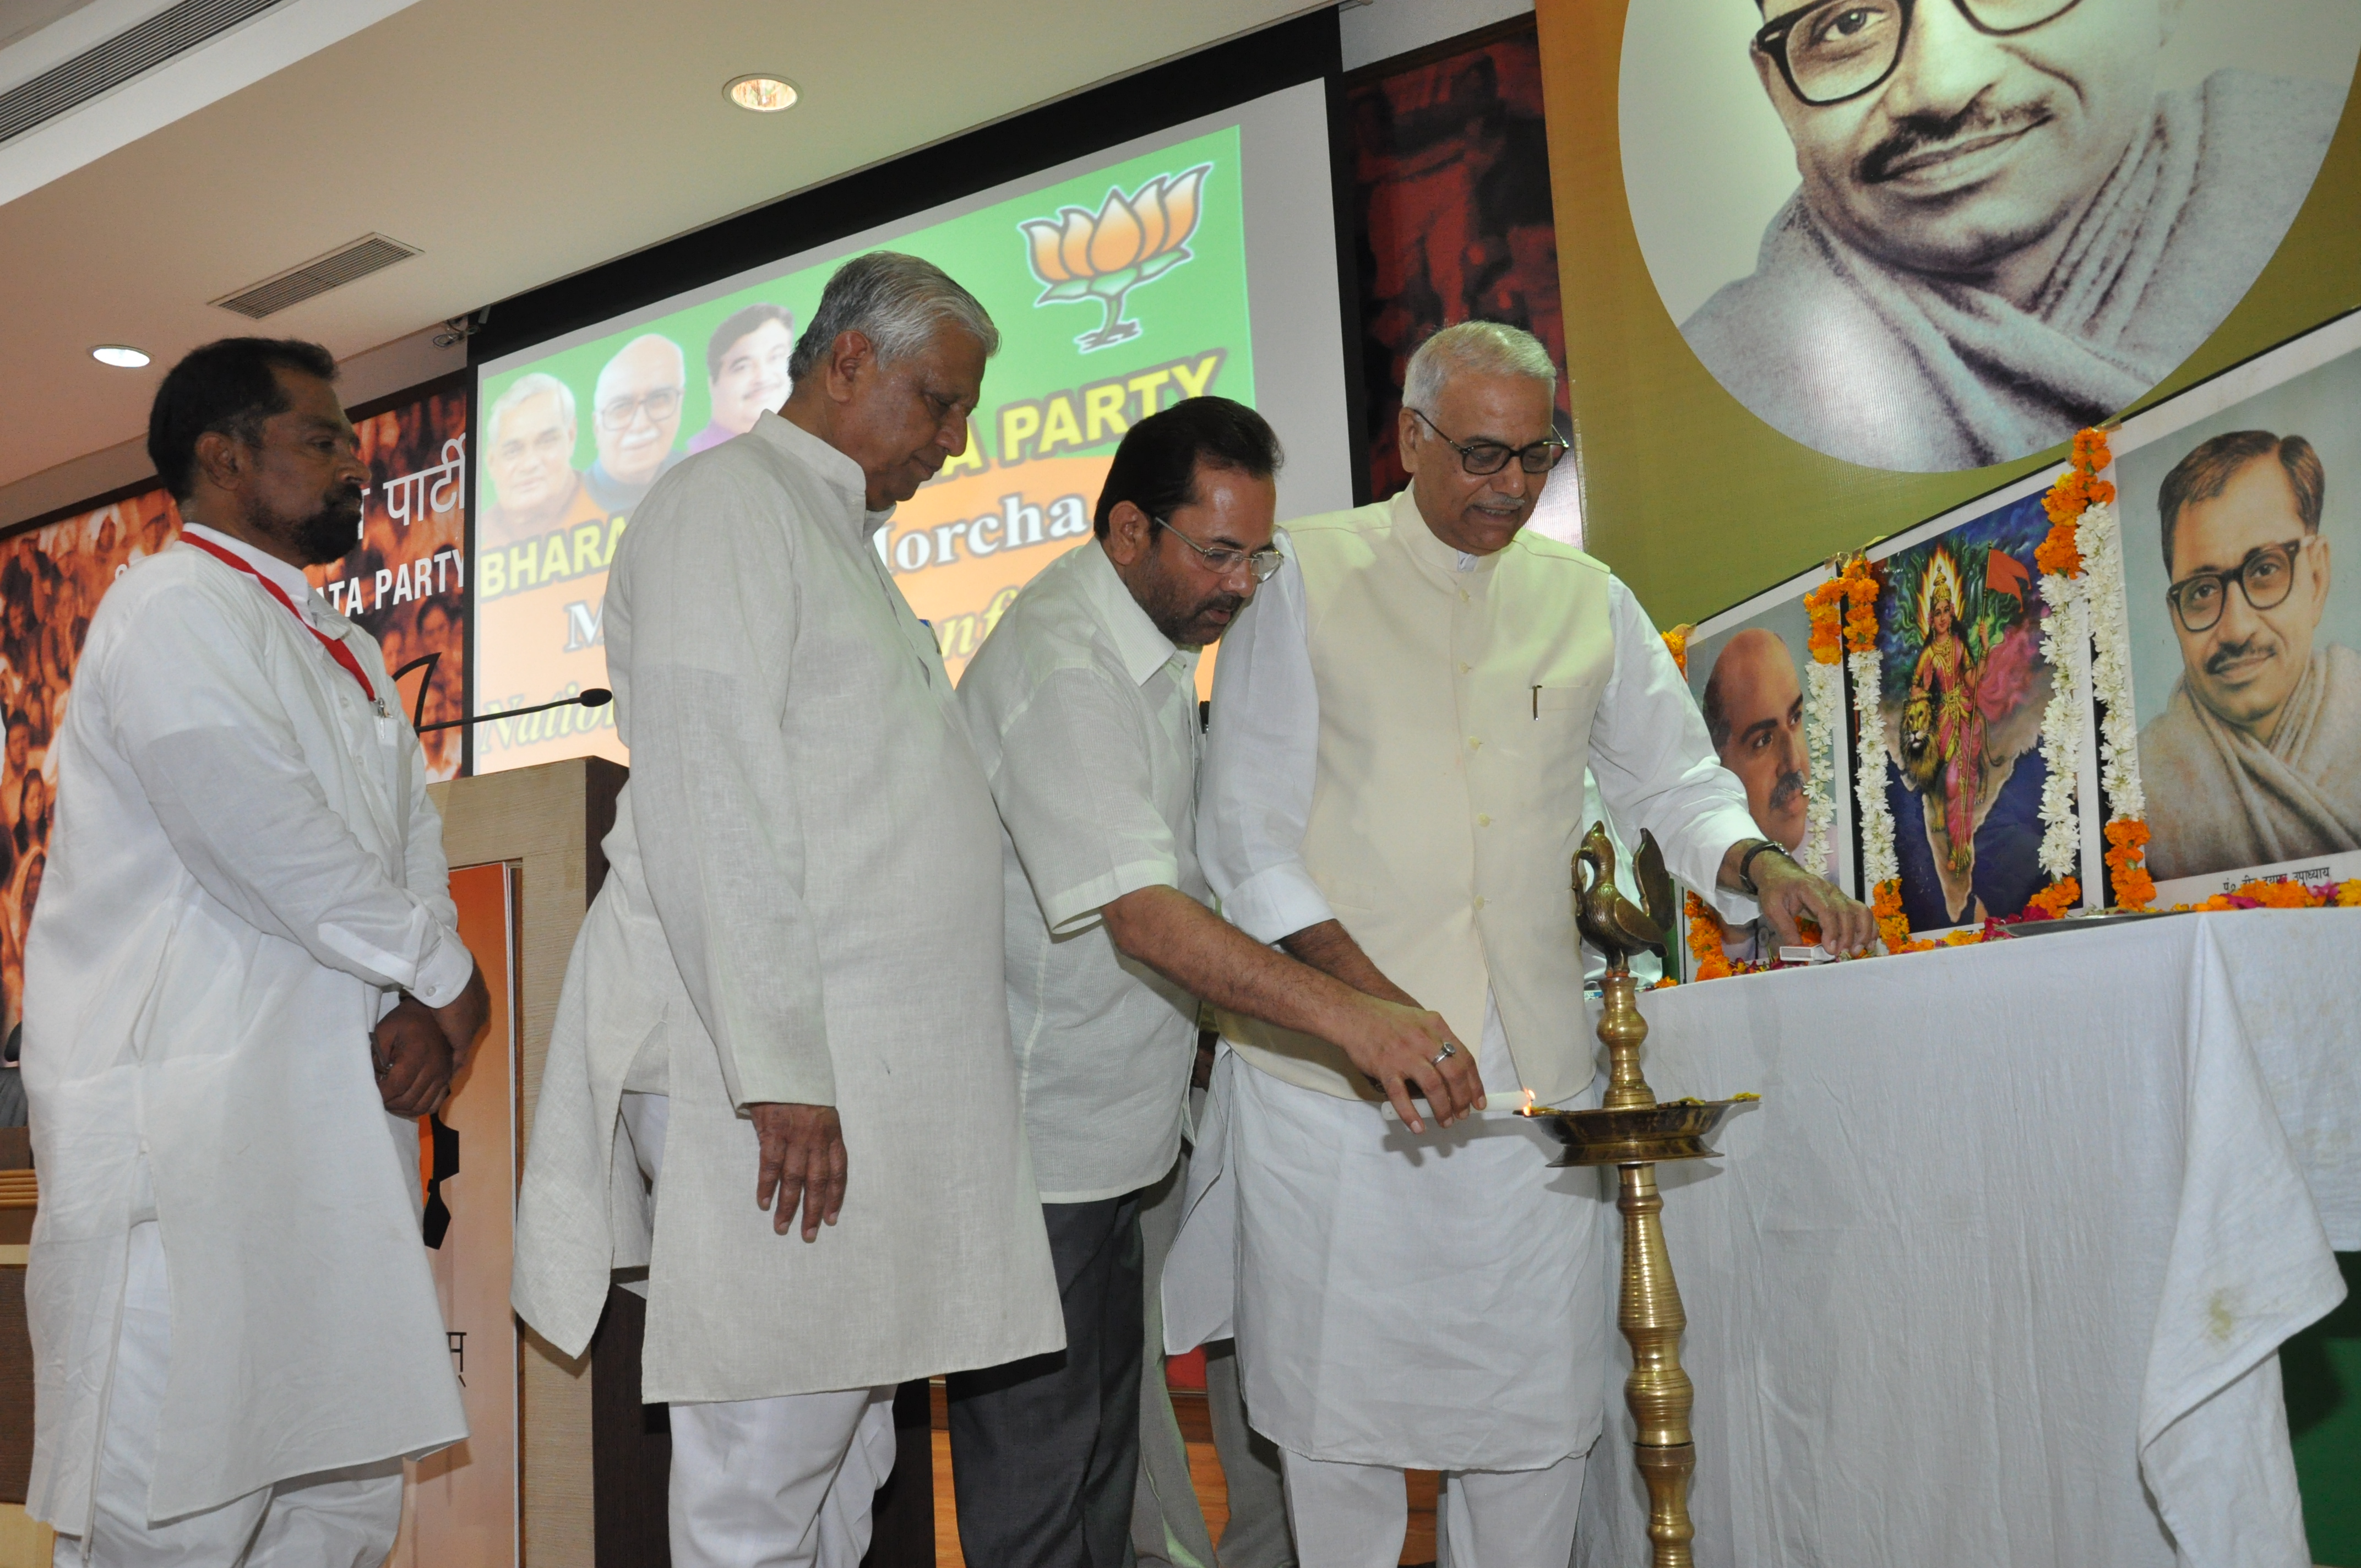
182 535 378 706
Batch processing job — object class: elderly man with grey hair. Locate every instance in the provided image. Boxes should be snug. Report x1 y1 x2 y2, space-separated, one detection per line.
1172 320 1870 1566
512 252 1063 1568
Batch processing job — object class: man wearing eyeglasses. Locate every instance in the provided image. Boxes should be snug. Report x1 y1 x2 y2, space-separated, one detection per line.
1680 0 2344 471
584 333 688 516
2139 428 2361 883
1183 323 1871 1567
953 396 1468 1567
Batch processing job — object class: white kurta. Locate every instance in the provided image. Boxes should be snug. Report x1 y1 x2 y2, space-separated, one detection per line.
511 412 1063 1401
1173 528 1757 1471
24 527 472 1529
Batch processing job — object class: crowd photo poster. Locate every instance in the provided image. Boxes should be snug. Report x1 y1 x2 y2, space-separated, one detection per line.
474 125 1257 775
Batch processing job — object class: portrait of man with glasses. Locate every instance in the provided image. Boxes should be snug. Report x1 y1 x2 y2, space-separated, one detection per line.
2135 427 2361 883
1665 0 2349 472
583 332 689 517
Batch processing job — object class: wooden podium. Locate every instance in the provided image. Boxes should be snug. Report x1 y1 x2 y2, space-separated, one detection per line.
431 756 630 1568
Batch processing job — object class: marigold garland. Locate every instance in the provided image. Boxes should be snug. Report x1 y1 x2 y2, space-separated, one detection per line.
2024 878 2081 919
1684 891 1733 981
2173 875 2361 913
1803 579 1845 665
1663 625 1689 677
2104 819 2155 911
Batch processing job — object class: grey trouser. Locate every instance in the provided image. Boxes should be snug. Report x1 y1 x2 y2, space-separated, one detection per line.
949 1189 1146 1568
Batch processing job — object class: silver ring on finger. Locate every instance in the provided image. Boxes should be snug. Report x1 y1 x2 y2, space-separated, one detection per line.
1431 1042 1458 1066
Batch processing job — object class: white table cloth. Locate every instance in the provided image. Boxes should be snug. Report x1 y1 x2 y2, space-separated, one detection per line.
1575 908 2356 1568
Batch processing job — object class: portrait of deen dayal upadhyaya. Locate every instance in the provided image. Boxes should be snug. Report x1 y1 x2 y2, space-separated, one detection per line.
1620 0 2360 473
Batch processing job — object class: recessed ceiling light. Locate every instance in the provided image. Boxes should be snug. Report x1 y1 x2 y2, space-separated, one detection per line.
726 74 798 113
91 345 150 368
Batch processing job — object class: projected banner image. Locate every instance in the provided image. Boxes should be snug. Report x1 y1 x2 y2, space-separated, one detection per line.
475 124 1258 775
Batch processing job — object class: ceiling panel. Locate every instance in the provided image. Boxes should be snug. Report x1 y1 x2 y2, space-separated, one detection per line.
0 0 1319 489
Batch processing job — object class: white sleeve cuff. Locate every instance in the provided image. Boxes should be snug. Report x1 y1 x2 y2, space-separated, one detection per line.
1221 862 1336 946
1040 857 1183 935
411 927 475 1008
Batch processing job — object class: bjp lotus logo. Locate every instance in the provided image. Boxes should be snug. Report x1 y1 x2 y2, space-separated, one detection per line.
1020 164 1211 352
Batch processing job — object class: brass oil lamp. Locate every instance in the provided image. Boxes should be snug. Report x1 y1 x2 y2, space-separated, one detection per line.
1520 824 1749 1568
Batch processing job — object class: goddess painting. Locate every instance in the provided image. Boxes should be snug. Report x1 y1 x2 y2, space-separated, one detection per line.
1880 514 2053 927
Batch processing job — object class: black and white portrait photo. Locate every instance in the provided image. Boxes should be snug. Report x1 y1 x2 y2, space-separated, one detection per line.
1622 0 2360 472
2115 314 2361 894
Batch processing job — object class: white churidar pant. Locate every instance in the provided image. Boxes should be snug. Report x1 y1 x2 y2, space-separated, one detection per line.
667 1387 895 1568
624 1091 895 1568
52 1218 402 1568
1279 1449 1587 1568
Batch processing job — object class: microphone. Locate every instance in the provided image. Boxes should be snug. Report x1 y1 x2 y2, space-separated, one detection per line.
389 652 612 733
416 688 611 733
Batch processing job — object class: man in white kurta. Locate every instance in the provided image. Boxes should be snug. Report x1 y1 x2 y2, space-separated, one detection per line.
1187 324 1871 1567
512 253 1063 1568
26 339 486 1564
955 398 1470 1567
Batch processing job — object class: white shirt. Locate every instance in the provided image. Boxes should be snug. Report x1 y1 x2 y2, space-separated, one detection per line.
1199 531 1755 1077
24 527 469 1528
959 541 1204 1204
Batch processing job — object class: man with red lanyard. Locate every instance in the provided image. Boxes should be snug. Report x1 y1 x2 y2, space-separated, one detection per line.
23 337 487 1565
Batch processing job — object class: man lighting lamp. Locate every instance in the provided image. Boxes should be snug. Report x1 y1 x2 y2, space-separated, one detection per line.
512 253 1062 1568
1194 322 1872 1566
954 398 1470 1566
25 337 489 1562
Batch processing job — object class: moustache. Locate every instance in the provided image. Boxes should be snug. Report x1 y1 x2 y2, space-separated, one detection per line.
1857 98 2053 186
2206 636 2277 677
1768 769 1807 812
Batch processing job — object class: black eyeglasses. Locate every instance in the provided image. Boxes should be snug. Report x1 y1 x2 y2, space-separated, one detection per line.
596 387 683 431
1407 409 1570 477
2166 537 2312 634
1754 0 2083 107
1152 518 1285 582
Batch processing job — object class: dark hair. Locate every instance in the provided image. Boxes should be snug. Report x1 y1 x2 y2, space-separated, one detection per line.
1094 397 1283 540
147 337 339 500
705 303 795 382
2157 430 2325 573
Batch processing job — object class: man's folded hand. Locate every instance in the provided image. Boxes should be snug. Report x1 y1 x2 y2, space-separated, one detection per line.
372 997 454 1118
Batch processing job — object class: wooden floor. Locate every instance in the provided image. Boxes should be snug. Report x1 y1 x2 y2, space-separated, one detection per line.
927 1385 1437 1565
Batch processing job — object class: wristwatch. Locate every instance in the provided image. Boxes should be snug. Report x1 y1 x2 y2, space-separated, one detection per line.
1736 839 1797 898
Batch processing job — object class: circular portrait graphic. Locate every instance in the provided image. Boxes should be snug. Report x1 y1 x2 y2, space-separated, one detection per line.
1620 0 2361 473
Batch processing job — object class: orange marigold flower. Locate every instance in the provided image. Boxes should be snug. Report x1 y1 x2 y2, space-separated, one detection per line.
2089 478 2115 506
2239 878 2318 909
1663 626 1688 676
2034 521 2082 580
2026 879 2080 918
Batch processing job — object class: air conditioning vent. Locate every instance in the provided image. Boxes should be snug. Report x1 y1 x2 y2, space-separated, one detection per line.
210 234 421 319
0 0 290 147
